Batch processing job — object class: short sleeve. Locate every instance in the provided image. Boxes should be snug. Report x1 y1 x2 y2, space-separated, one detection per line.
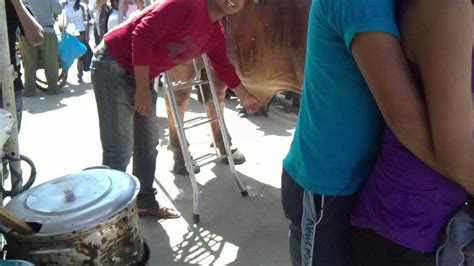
340 0 400 53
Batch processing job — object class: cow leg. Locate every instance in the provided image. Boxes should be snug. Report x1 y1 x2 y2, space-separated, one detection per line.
201 70 246 165
165 86 204 175
165 62 203 174
165 87 192 156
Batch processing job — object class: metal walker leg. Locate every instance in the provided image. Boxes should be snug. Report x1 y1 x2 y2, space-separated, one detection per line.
162 54 248 223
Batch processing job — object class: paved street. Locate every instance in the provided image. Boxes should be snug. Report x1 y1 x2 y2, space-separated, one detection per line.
16 68 298 265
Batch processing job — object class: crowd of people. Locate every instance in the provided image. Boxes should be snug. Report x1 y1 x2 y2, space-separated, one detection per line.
2 0 474 265
14 0 146 94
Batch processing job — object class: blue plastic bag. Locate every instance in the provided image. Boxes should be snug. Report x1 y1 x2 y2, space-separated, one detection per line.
58 34 87 70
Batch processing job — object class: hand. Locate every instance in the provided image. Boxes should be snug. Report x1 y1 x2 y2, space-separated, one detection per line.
241 94 262 113
134 88 152 116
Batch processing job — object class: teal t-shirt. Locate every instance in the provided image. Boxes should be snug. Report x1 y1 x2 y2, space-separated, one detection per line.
283 0 399 195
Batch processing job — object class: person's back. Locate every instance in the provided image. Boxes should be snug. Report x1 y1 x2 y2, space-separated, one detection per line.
283 0 399 197
104 0 240 86
25 0 62 33
281 0 400 264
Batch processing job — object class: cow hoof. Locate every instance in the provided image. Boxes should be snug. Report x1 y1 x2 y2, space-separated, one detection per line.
172 156 200 175
222 149 246 165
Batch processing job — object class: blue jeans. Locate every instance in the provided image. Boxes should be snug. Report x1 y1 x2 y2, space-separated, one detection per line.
91 44 159 201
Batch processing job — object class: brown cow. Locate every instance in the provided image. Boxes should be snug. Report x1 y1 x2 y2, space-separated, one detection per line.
166 0 310 174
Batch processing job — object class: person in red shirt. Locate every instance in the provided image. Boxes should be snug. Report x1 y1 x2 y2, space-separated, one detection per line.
91 0 261 218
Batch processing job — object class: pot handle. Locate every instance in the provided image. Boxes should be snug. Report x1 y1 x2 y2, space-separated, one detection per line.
28 247 73 256
82 165 111 171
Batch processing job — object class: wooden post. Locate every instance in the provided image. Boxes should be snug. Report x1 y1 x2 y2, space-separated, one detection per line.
0 0 24 200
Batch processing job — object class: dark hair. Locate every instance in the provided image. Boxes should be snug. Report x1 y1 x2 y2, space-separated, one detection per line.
74 0 81 11
110 0 120 10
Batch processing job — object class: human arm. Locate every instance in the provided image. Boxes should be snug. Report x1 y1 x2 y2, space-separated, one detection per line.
352 30 474 193
133 65 152 116
232 84 261 113
10 0 43 45
405 0 473 192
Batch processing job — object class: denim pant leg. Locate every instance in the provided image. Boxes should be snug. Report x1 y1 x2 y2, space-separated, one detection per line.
91 56 134 173
41 32 59 91
18 35 39 93
132 89 159 194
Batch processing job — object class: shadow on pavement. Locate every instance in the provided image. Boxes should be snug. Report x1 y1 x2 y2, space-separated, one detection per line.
23 80 93 114
145 166 289 265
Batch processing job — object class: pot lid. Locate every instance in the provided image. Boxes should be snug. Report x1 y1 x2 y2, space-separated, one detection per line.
6 168 139 235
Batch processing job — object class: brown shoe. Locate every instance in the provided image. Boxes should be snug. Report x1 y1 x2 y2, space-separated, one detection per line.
137 205 181 219
137 189 181 219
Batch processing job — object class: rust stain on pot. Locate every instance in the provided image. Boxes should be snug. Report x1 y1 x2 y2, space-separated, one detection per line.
78 242 100 263
6 203 145 265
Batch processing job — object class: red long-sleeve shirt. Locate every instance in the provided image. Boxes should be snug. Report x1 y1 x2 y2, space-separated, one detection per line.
104 0 241 88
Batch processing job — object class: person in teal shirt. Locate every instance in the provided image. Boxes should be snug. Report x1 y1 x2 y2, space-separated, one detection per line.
281 0 453 264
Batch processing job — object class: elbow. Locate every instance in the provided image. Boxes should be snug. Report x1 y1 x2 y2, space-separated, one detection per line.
383 109 415 137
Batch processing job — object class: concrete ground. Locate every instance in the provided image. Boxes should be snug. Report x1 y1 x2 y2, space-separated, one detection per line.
16 68 298 265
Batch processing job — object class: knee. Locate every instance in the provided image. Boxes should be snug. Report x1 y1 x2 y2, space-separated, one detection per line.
174 91 191 106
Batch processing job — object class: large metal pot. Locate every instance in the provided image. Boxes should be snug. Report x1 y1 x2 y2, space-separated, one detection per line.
3 168 147 265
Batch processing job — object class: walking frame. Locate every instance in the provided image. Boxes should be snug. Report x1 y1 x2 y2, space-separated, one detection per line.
162 54 248 223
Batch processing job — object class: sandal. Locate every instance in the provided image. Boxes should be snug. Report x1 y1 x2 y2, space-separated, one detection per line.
137 204 181 219
156 206 181 219
137 190 181 219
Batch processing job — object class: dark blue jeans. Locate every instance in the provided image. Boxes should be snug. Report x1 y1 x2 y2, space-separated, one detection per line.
281 168 356 266
91 44 159 201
